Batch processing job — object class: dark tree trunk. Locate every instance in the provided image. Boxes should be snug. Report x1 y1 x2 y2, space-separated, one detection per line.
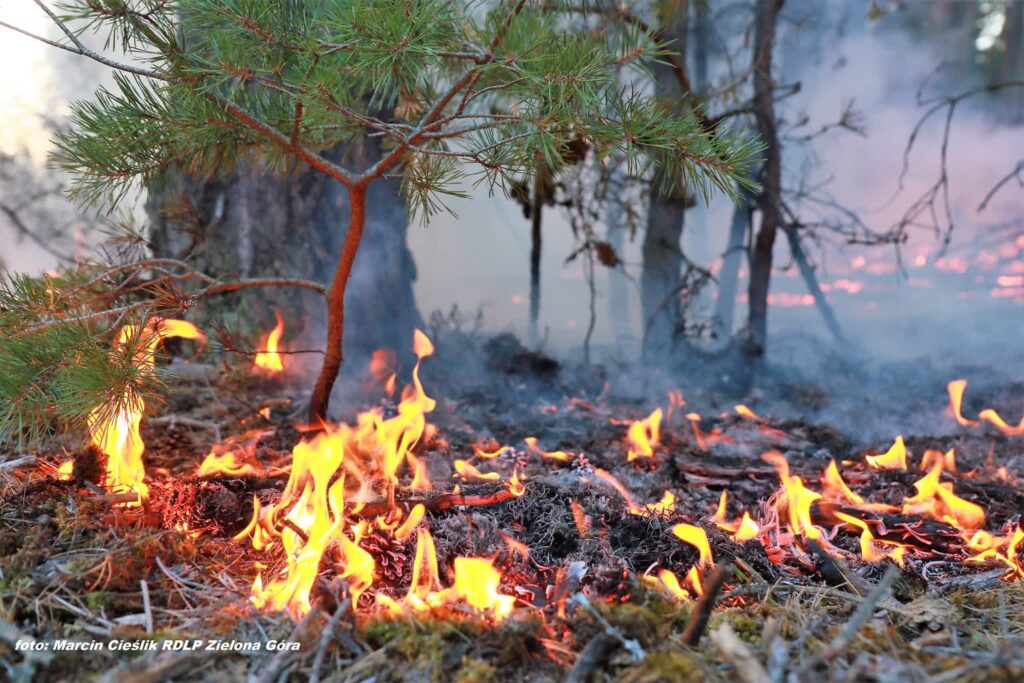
528 175 543 348
147 136 422 412
641 0 690 358
782 226 847 346
743 0 785 357
713 183 753 341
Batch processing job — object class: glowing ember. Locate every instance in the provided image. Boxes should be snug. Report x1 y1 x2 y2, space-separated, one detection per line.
254 312 285 373
626 408 662 461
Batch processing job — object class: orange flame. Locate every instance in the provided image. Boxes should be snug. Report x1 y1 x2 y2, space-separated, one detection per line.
254 312 285 372
822 460 864 505
626 408 662 461
946 379 1024 436
524 437 571 462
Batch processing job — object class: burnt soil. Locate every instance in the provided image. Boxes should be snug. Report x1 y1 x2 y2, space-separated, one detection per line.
2 342 1024 682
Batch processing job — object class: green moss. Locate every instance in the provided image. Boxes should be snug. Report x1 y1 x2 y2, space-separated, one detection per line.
85 592 110 611
455 657 497 683
617 649 703 682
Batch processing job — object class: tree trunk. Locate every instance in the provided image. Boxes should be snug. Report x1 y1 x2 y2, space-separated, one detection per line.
147 136 422 415
309 185 367 423
743 0 785 357
783 226 848 346
641 0 690 358
713 183 753 341
528 176 543 348
687 0 711 315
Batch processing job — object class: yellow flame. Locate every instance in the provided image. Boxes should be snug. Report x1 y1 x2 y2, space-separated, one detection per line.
626 408 662 461
865 436 907 471
672 523 714 567
902 460 985 530
254 312 285 372
196 450 255 478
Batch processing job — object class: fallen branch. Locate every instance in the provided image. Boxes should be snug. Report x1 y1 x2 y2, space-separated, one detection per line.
683 562 733 647
566 633 620 683
0 455 37 471
710 622 770 683
309 597 352 683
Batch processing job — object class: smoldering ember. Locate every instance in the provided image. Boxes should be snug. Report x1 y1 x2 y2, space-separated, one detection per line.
2 2 1024 683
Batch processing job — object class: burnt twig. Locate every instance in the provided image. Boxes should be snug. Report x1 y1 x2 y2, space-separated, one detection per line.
683 562 733 647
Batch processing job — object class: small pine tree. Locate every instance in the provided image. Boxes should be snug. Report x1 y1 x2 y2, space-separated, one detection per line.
1 0 759 435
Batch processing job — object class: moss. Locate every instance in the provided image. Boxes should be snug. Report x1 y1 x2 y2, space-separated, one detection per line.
617 649 704 682
85 592 110 611
455 657 497 683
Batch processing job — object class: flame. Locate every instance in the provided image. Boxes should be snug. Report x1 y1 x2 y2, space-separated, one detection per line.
979 409 1024 436
947 379 978 426
57 460 74 481
834 512 906 566
626 408 662 461
242 330 441 616
945 378 1024 436
865 436 907 471
254 312 285 372
196 450 255 478
379 529 514 620
646 491 676 515
651 569 691 601
710 491 761 541
672 523 714 567
473 445 511 459
507 468 526 497
524 437 571 462
88 319 205 505
440 557 515 619
666 390 686 422
822 460 864 505
733 512 760 542
734 404 762 421
920 448 957 474
454 459 500 482
368 349 398 396
902 460 985 530
763 451 823 540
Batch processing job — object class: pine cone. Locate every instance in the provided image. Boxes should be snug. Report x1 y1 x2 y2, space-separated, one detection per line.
360 531 407 583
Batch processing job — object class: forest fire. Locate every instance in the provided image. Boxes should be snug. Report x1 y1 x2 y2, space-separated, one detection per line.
49 325 1024 632
4 1 1024 678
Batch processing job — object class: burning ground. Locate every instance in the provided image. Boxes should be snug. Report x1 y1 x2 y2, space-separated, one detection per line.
2 325 1024 682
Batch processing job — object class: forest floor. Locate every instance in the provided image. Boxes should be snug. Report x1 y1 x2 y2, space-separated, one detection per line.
2 333 1024 682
